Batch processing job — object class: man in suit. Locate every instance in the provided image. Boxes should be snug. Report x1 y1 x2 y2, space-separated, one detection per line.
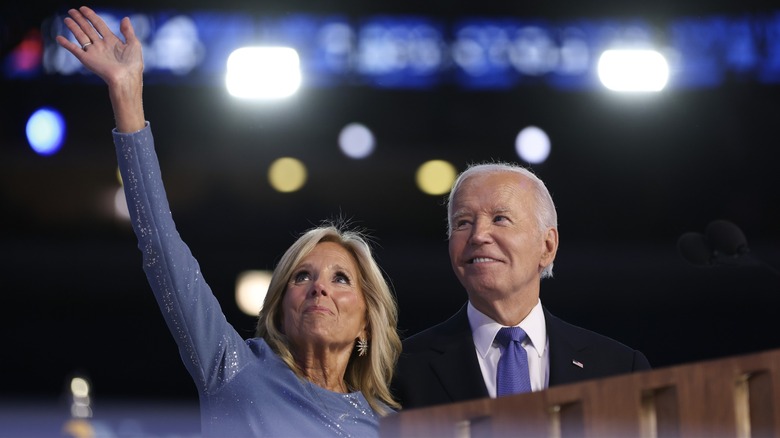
392 162 651 409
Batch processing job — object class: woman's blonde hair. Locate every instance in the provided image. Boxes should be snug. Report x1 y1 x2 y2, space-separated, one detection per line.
255 223 401 414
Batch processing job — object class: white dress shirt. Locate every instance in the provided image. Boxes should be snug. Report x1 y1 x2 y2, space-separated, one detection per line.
467 299 550 397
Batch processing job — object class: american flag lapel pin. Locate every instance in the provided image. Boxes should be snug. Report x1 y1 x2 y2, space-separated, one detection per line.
572 360 584 368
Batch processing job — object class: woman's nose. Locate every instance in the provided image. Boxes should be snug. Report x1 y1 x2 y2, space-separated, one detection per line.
309 282 328 297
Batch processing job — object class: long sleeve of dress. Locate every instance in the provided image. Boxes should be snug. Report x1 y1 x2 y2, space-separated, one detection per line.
112 123 384 437
113 123 248 392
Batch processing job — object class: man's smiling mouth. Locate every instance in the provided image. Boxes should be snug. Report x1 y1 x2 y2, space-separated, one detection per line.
470 257 499 264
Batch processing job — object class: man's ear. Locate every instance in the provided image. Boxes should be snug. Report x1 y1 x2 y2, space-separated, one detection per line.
540 227 559 268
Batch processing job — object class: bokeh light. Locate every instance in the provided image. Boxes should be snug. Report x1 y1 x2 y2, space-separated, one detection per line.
416 160 457 195
69 376 92 418
268 157 307 192
26 107 65 156
114 187 130 221
236 270 272 316
515 125 551 164
338 123 375 159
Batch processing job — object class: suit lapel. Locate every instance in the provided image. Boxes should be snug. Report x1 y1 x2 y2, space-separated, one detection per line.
428 304 489 402
545 307 590 386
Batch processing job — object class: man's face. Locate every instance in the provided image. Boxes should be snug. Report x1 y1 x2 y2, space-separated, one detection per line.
448 171 557 307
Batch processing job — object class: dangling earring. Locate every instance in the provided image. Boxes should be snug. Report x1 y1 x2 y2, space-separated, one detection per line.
356 337 369 357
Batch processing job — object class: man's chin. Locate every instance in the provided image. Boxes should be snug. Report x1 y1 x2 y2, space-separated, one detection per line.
464 283 504 300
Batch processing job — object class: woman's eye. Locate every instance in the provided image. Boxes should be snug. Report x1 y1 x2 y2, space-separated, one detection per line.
494 215 508 223
293 272 310 283
334 273 351 285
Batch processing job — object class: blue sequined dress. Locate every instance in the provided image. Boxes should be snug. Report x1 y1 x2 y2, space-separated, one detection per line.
113 123 387 437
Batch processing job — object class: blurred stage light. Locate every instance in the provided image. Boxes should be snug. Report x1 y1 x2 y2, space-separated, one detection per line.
37 9 780 89
114 187 130 221
597 49 669 92
70 377 89 399
416 160 457 195
268 157 307 192
515 126 551 164
236 270 272 316
226 47 301 99
271 15 355 86
149 15 203 75
7 29 43 78
26 107 65 156
69 376 92 419
356 17 445 88
451 21 517 88
62 419 95 438
508 26 559 76
338 123 375 159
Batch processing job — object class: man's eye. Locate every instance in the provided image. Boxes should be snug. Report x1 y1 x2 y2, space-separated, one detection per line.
454 219 471 229
494 215 509 223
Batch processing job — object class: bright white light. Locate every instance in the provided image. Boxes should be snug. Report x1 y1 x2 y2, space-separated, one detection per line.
226 47 301 99
69 376 92 418
338 123 375 159
26 108 65 156
236 270 272 316
70 377 90 398
597 50 669 92
515 126 551 164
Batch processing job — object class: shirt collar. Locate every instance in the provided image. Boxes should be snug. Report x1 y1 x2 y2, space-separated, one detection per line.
468 299 547 359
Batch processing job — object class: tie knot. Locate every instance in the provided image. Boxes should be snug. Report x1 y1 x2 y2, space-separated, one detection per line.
495 326 527 349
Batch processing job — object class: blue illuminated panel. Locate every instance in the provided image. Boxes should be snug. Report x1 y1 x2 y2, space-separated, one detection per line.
14 8 780 89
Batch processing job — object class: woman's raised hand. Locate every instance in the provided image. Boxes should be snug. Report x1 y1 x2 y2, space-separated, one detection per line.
56 6 143 88
56 6 145 133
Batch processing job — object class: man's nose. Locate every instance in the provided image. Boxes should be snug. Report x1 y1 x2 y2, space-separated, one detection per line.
469 219 493 244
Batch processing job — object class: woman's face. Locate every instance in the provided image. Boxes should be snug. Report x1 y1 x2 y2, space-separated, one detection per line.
282 241 367 353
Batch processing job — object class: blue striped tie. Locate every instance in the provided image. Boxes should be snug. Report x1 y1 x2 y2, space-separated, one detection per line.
495 327 532 396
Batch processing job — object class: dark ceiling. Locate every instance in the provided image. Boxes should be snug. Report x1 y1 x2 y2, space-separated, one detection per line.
2 0 780 412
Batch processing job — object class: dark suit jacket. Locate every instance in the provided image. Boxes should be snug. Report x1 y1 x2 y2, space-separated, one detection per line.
392 303 651 410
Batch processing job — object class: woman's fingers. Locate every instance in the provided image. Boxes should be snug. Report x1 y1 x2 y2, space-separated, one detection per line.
119 16 137 45
56 20 90 61
64 6 122 50
62 16 91 48
67 8 101 46
55 34 80 56
78 6 116 44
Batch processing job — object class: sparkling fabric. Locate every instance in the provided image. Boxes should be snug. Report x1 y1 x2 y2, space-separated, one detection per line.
113 123 388 437
495 327 532 396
